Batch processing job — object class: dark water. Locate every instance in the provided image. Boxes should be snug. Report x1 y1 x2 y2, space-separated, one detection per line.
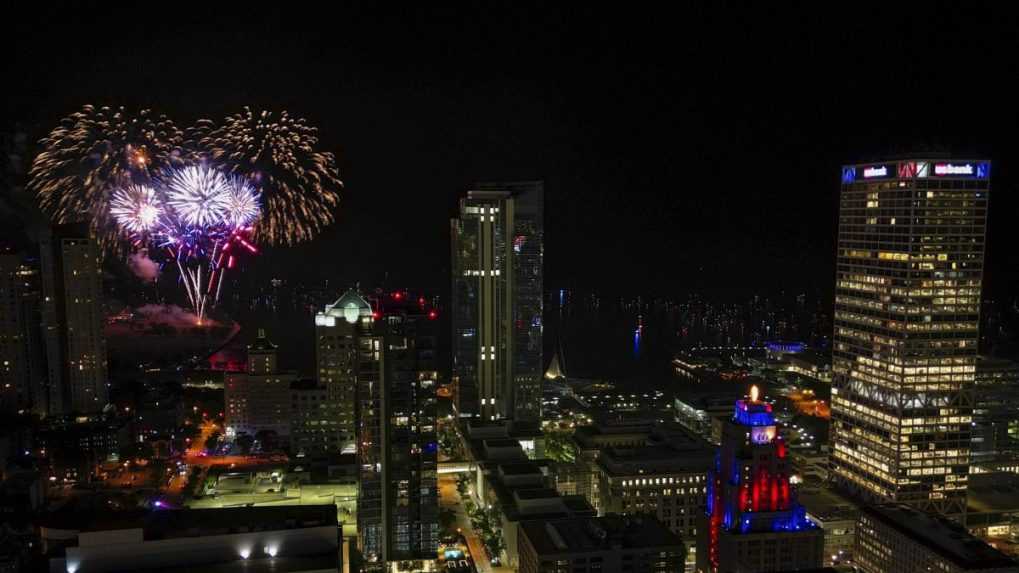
547 308 675 394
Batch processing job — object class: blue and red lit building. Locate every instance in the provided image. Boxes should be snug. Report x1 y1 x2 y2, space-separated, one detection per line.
696 386 823 573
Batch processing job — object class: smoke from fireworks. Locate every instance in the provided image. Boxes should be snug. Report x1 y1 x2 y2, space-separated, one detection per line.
29 105 343 324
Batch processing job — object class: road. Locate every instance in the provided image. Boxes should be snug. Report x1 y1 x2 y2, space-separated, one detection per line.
438 476 513 573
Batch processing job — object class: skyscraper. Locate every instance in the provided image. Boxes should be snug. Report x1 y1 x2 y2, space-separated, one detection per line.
357 290 439 570
831 158 990 516
697 386 823 573
315 290 374 454
451 181 543 423
0 250 45 414
40 224 108 416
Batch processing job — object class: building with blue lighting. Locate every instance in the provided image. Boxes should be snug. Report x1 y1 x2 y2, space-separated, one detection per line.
696 387 823 573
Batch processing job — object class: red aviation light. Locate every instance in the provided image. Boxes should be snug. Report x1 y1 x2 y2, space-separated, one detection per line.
428 310 438 320
393 292 403 300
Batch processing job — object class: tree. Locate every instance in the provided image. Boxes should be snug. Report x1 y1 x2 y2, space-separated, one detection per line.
236 434 255 454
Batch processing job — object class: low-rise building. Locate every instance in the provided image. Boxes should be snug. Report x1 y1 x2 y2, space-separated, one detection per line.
40 505 340 573
518 515 685 573
855 504 1018 573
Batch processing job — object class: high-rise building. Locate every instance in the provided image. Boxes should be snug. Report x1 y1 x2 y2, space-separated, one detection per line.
224 329 294 439
697 386 823 573
317 289 439 570
315 290 375 455
0 250 45 414
356 290 440 570
451 181 543 423
831 158 990 516
40 224 107 416
855 504 1017 573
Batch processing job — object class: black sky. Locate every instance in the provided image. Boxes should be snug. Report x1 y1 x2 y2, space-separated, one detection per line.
8 4 1019 301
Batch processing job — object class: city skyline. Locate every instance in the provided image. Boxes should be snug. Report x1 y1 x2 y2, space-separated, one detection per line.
4 5 1019 573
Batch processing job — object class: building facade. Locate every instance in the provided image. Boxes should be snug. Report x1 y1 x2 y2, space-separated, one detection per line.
318 289 439 570
697 387 823 573
40 224 108 416
855 504 1017 573
451 181 543 423
358 292 440 570
314 291 374 455
831 159 990 516
0 251 45 414
224 330 294 439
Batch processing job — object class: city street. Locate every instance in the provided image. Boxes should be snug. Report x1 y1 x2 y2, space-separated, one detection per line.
438 476 513 573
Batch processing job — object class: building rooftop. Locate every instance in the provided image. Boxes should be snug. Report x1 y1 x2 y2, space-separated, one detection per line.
40 505 337 538
520 515 683 556
598 444 714 477
499 462 543 476
968 472 1019 514
863 504 1017 569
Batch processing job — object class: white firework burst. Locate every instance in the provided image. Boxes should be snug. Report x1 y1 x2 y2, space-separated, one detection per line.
222 175 261 227
110 184 163 234
164 165 232 227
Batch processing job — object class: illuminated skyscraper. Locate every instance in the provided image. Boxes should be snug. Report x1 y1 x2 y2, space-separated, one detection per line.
315 290 374 454
451 181 543 422
696 386 823 573
224 329 293 439
356 291 439 570
40 224 108 416
317 289 439 569
831 158 990 516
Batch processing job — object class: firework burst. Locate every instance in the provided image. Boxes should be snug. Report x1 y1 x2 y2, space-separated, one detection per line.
29 105 342 323
191 107 342 245
29 105 183 250
110 184 164 234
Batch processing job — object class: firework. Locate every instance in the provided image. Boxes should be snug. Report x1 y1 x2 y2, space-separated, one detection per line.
165 165 233 228
110 184 163 234
29 105 183 250
30 105 342 324
191 107 342 245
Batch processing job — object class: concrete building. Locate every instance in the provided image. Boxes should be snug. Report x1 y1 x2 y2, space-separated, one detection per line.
831 158 991 516
697 386 823 573
451 181 543 423
518 515 686 573
798 487 859 569
40 224 108 416
41 505 339 573
0 250 45 414
225 330 294 439
289 379 332 458
855 504 1018 573
314 290 374 455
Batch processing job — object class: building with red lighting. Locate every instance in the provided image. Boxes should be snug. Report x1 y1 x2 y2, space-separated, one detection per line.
696 387 823 573
316 289 440 570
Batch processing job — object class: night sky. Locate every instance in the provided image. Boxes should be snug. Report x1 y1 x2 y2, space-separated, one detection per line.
8 4 1019 301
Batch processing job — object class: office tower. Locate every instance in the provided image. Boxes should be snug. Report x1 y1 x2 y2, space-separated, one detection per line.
356 290 439 570
831 158 990 516
0 250 45 414
451 181 544 422
855 504 1017 573
518 516 686 573
315 290 374 454
40 224 108 416
697 386 823 573
224 329 293 439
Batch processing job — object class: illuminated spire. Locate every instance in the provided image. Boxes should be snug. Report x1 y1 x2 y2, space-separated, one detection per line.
750 384 759 403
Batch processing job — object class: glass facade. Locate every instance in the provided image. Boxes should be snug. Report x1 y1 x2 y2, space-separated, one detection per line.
831 159 990 517
451 181 543 422
350 291 439 570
